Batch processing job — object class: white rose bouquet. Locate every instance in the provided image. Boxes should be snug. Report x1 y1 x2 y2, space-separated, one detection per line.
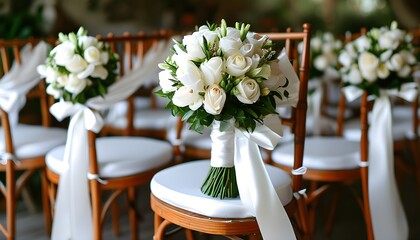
37 27 118 103
157 20 291 198
338 21 417 95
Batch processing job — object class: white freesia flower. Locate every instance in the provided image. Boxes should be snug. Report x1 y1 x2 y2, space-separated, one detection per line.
219 28 242 56
101 51 110 65
194 26 218 45
91 65 108 79
46 84 63 99
398 65 411 78
53 41 75 66
379 31 400 50
200 57 223 86
176 61 205 91
338 51 352 68
159 70 177 93
65 54 88 73
389 53 404 71
380 50 393 62
240 43 255 57
354 36 371 52
377 64 390 79
203 84 226 115
235 77 260 104
172 86 203 110
84 46 102 65
225 53 252 76
56 74 68 87
65 73 87 95
311 37 322 51
345 43 358 58
78 35 98 48
265 60 287 90
347 65 363 84
77 64 95 79
400 50 416 65
183 34 206 60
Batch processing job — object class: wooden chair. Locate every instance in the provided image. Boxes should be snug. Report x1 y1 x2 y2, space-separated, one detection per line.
150 23 312 239
269 29 374 239
100 31 177 140
0 37 67 239
43 32 175 240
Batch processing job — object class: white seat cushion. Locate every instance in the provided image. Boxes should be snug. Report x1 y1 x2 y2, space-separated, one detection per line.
151 160 293 218
46 136 173 178
0 124 67 159
272 137 360 170
107 108 175 131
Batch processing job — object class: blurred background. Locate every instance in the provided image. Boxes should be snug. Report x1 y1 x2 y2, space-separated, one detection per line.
1 0 419 39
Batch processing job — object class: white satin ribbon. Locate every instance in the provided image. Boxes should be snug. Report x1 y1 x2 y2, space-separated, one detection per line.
233 50 300 240
49 38 174 240
343 82 418 240
0 41 49 126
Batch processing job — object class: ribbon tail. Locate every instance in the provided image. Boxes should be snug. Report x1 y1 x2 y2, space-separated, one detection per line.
51 111 93 240
234 130 295 240
368 96 408 240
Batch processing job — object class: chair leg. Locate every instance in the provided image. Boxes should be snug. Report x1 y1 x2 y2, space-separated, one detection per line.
111 201 120 236
40 169 52 236
128 187 138 240
90 181 102 240
409 138 420 200
6 161 16 240
324 186 341 235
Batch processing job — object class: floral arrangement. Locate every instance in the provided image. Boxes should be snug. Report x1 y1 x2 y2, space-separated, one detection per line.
157 20 291 198
338 21 417 96
302 31 343 80
37 27 118 103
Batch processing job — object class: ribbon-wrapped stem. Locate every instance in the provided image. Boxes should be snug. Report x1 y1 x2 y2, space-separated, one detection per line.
201 120 239 199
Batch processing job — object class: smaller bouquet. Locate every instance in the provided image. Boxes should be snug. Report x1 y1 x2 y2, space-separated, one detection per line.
338 21 417 96
37 27 119 103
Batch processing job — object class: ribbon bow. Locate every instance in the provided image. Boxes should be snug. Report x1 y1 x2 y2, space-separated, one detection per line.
233 50 300 240
343 81 418 240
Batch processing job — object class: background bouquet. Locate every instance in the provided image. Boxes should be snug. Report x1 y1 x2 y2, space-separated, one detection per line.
157 20 291 198
338 21 417 95
37 27 118 103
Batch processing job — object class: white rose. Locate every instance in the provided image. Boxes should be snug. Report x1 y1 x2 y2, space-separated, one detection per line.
200 57 223 86
219 28 242 56
377 64 390 79
101 51 109 64
389 53 404 71
240 43 255 57
203 84 226 115
46 84 63 99
78 36 98 48
245 33 267 56
311 37 322 52
172 86 203 110
84 46 101 65
65 54 88 73
91 65 108 79
380 50 393 62
250 54 260 70
183 35 205 60
314 55 328 71
345 42 357 58
53 41 75 66
159 70 177 93
235 77 260 104
400 50 416 65
176 61 205 91
172 45 192 64
65 73 87 95
354 36 371 52
225 53 252 77
45 66 61 84
194 26 219 45
347 65 363 84
265 60 287 90
358 52 379 81
338 51 353 68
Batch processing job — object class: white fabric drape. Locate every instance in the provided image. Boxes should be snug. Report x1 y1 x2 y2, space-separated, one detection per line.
50 38 172 240
234 50 300 240
343 82 418 240
0 41 49 125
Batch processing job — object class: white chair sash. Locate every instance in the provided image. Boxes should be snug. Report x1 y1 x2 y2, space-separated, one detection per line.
234 50 300 240
49 38 173 240
0 41 49 126
343 82 418 240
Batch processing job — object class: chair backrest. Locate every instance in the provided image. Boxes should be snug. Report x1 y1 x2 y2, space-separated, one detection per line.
0 37 56 153
97 31 173 136
262 24 311 196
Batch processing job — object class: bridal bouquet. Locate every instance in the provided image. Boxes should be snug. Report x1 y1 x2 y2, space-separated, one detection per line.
37 27 119 103
157 20 291 198
338 21 417 95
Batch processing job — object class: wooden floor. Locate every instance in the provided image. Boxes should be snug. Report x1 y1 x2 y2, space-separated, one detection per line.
1 173 420 240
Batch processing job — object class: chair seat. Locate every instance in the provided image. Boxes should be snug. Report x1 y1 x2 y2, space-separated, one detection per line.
46 136 173 178
106 108 175 130
272 137 360 170
0 124 67 159
150 160 293 218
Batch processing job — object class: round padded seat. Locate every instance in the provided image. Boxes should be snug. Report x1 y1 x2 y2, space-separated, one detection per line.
46 136 173 178
272 136 360 170
150 160 293 218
